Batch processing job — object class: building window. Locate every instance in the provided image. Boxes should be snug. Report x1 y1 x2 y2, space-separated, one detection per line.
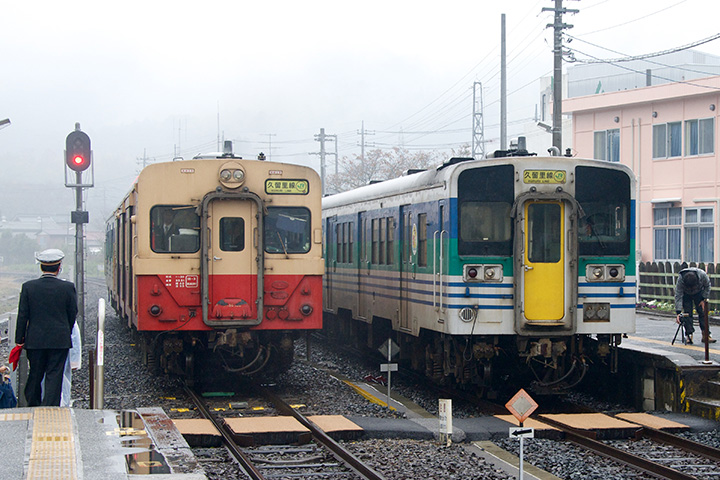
652 122 682 159
685 207 714 263
593 129 620 162
653 206 681 261
685 118 714 156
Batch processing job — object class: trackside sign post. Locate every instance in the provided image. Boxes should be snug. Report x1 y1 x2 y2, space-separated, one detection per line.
505 388 539 480
439 399 452 446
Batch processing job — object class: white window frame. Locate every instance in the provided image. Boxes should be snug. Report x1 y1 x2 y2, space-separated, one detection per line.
653 206 681 261
684 117 714 156
684 207 714 263
593 128 620 162
652 121 682 159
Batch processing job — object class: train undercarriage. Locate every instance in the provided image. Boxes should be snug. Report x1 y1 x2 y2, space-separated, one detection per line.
325 310 622 397
134 328 297 385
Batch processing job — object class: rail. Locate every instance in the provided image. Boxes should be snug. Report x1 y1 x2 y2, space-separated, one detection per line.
261 387 387 480
184 385 266 480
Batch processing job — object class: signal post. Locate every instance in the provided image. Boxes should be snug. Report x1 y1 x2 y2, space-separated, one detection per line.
64 123 93 343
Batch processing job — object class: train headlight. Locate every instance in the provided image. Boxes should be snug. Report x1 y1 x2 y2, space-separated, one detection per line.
218 161 246 189
585 264 626 282
464 264 503 282
300 304 313 316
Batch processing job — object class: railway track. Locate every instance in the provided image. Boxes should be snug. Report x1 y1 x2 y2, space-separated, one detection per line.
184 384 386 480
537 415 720 480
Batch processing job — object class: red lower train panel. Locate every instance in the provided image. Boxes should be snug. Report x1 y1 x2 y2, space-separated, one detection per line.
135 274 322 332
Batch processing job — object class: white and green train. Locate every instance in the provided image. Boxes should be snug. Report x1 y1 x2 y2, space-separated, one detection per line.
322 152 636 393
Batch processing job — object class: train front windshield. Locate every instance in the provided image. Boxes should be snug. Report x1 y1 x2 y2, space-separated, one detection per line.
576 166 631 257
457 165 515 256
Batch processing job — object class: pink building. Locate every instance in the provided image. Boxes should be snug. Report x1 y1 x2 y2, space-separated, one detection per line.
565 75 720 264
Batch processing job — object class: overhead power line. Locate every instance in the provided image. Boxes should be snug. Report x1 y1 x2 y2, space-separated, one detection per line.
568 32 720 64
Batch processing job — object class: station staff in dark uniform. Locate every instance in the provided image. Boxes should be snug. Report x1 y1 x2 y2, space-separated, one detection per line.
15 249 78 406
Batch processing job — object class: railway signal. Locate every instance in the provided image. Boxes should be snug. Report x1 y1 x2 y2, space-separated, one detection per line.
65 129 91 172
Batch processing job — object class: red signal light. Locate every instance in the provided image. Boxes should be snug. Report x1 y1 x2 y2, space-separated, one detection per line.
65 129 91 172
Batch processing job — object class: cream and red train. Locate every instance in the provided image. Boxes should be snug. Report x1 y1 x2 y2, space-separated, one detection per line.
105 145 323 381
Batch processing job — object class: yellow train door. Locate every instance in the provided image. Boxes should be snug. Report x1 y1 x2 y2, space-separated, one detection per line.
523 201 564 321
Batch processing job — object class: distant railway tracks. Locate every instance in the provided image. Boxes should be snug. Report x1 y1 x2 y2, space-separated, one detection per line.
184 384 386 480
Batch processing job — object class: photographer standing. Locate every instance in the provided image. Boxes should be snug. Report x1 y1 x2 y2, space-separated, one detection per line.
675 267 715 344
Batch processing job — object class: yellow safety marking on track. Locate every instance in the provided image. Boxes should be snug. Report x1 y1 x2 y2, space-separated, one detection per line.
626 335 720 355
28 408 77 480
342 380 396 411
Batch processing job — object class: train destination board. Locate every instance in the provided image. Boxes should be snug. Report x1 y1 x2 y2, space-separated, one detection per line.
523 169 566 184
265 179 309 194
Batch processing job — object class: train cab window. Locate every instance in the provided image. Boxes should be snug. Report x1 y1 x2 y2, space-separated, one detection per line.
264 207 311 254
220 218 245 251
576 166 631 256
150 205 200 253
458 165 514 256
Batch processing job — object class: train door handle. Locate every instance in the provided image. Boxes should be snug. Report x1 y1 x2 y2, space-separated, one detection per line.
524 264 533 271
213 256 222 261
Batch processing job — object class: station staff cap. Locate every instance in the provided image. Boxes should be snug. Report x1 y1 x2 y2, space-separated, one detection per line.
35 248 65 265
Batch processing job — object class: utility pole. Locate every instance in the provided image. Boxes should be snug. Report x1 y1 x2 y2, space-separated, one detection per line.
263 133 276 161
500 13 507 151
472 82 485 159
357 121 375 162
136 148 152 172
311 128 337 196
542 0 578 151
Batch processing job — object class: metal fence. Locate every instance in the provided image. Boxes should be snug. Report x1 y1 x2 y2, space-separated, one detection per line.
637 261 720 311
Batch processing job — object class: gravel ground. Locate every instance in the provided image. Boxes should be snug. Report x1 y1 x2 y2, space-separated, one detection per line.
3 277 720 480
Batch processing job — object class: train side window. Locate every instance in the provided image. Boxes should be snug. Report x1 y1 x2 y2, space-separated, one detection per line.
264 206 311 254
387 218 394 265
150 205 200 253
379 218 386 265
372 219 379 264
220 217 245 251
349 222 354 264
418 213 427 267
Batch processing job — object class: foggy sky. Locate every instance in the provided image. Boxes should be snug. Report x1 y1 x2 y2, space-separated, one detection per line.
0 0 718 228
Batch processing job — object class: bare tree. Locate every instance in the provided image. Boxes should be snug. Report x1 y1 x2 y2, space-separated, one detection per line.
326 147 442 194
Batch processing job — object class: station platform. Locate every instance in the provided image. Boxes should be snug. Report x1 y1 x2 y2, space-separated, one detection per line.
0 406 206 480
626 311 720 365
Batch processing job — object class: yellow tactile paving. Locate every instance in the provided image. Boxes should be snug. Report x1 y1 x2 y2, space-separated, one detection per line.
494 415 559 430
539 413 639 430
0 412 31 421
27 408 77 480
616 412 689 430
